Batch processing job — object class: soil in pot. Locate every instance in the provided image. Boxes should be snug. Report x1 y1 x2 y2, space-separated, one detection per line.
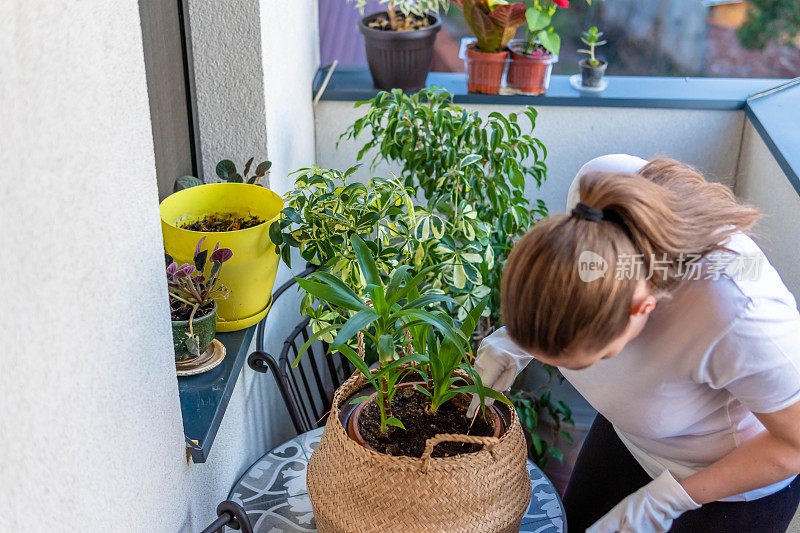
367 11 431 31
180 212 264 232
358 386 495 458
465 43 509 95
170 300 214 321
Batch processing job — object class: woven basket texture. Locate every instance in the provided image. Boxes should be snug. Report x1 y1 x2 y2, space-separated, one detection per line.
306 371 531 533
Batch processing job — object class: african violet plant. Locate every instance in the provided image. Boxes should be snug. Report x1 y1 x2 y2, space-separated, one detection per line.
166 237 233 356
175 157 272 191
341 87 548 329
296 234 508 434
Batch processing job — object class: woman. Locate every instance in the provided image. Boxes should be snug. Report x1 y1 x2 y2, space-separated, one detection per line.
468 155 800 532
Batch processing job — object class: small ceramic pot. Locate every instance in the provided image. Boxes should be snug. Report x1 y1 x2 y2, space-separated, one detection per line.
171 301 217 362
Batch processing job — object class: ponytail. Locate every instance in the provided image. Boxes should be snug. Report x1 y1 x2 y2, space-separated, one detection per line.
502 158 759 356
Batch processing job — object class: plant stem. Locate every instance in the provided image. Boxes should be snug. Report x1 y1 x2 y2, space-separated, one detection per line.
187 303 199 337
379 375 392 434
387 0 399 31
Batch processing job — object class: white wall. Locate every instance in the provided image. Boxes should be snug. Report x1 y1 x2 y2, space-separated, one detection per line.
316 102 743 213
0 1 320 531
1 2 189 530
736 120 800 300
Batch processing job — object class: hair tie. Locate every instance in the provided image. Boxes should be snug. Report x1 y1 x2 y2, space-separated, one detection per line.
571 202 604 222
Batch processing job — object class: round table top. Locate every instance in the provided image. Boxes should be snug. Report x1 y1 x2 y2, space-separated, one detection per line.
229 427 566 532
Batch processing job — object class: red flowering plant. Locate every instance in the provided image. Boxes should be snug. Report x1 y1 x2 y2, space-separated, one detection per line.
522 0 586 56
452 0 527 53
166 237 233 342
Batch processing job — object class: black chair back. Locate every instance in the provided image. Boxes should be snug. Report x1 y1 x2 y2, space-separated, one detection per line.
248 266 355 434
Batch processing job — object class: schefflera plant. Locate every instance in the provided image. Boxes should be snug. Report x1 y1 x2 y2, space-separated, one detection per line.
296 234 506 434
342 88 549 328
166 237 233 355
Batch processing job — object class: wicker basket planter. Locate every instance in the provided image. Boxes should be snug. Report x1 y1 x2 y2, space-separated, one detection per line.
306 371 532 533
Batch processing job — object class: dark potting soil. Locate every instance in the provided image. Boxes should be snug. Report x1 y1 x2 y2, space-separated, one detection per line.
358 387 495 458
181 212 264 232
170 300 214 321
368 12 431 31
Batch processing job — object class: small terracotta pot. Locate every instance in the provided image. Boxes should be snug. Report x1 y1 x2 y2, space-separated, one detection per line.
465 44 509 95
345 382 505 452
507 45 554 95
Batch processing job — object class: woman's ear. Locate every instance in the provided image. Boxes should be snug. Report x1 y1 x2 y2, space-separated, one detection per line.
630 295 657 316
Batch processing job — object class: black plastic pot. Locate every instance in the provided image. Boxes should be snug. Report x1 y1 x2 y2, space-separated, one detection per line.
359 12 441 92
580 59 607 88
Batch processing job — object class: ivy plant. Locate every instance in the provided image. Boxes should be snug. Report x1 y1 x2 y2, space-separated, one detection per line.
512 386 574 468
341 87 548 330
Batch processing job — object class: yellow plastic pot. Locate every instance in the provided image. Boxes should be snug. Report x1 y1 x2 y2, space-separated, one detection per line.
160 183 283 332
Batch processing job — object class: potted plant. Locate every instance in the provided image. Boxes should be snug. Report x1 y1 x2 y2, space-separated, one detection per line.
350 0 448 92
167 237 233 362
300 234 531 532
506 0 568 94
578 26 607 88
452 0 527 94
160 158 283 331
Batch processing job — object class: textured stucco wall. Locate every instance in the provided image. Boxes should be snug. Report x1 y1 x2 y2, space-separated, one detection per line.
735 120 800 301
316 102 743 213
0 2 189 530
1 1 321 531
186 0 270 180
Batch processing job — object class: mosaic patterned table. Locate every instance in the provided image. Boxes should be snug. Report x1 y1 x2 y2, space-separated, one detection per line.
229 427 566 532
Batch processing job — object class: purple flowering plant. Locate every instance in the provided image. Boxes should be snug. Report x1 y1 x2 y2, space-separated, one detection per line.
166 236 233 328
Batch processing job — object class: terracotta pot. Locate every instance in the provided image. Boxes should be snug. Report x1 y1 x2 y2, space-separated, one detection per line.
507 45 555 95
359 12 441 92
465 43 509 95
580 59 607 88
345 381 505 451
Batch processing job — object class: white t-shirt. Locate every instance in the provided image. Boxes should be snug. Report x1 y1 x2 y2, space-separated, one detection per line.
493 233 800 501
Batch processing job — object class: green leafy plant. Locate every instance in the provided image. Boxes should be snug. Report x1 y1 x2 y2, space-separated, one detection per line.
341 88 548 330
737 0 800 50
452 0 528 53
578 26 606 66
350 0 450 31
175 157 272 191
295 234 506 434
512 386 574 468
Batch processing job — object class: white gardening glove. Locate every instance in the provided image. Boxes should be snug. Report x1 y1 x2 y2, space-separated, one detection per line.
466 327 534 418
587 470 701 533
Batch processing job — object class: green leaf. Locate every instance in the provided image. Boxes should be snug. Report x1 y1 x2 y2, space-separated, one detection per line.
255 161 272 176
295 277 366 311
268 221 284 245
292 324 338 366
175 175 203 191
350 395 373 405
350 234 381 288
538 30 561 56
525 7 551 32
331 307 379 348
336 344 374 382
460 154 482 167
215 159 236 179
386 417 405 430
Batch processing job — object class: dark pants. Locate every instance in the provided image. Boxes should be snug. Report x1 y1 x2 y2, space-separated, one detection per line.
564 415 800 532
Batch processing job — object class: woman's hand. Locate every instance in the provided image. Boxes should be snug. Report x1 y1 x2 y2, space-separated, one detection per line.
466 328 534 417
587 470 700 532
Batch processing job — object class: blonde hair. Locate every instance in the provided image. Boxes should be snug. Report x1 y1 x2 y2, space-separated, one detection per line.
501 158 760 357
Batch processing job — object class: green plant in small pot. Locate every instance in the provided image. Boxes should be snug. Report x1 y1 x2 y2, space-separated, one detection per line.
578 26 607 88
166 237 233 362
350 0 449 92
506 0 568 94
302 235 532 532
452 0 527 94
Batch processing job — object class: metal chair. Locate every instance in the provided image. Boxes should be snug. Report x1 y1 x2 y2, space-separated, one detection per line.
199 500 252 533
247 265 356 434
